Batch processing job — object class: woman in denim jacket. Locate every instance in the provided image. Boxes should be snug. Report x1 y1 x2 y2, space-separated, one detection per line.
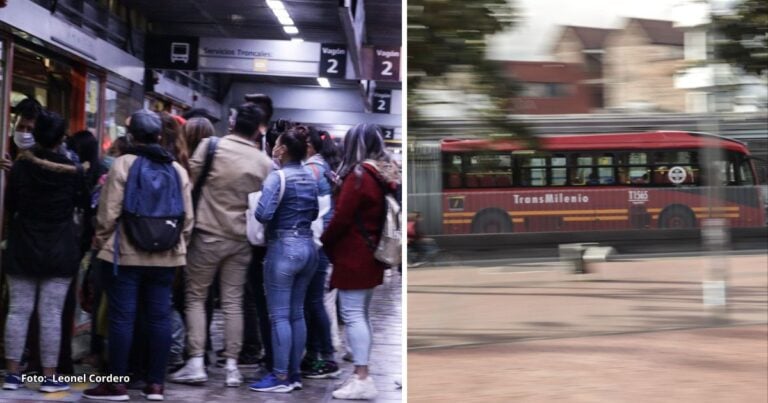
300 128 342 378
250 127 319 393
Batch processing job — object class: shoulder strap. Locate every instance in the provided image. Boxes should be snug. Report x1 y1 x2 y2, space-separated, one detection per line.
192 137 220 210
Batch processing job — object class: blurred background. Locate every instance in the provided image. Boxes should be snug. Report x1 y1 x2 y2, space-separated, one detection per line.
407 0 767 401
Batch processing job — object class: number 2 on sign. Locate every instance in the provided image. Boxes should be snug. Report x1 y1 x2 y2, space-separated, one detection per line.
377 100 387 111
326 59 339 74
381 61 393 76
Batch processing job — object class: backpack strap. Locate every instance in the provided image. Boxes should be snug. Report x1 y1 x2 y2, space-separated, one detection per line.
192 137 221 211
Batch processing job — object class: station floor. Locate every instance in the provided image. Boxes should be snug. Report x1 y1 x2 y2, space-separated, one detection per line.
0 270 402 402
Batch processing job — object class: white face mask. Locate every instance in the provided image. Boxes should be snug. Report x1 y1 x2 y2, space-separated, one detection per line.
13 131 35 150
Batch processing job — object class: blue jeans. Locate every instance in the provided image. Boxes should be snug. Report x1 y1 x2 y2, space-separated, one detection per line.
264 231 318 376
304 251 333 359
338 289 375 366
107 266 174 385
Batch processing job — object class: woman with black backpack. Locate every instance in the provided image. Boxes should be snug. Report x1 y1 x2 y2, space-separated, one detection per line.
83 110 194 402
320 124 400 400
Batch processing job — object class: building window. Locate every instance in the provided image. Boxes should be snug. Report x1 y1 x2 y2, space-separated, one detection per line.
524 83 570 98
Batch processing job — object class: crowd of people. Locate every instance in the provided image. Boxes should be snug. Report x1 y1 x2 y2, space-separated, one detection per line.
0 94 401 401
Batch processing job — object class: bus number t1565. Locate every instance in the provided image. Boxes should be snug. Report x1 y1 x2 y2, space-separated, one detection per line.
629 190 649 204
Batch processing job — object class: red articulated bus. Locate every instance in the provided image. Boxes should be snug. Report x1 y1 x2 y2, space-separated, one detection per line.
440 131 766 234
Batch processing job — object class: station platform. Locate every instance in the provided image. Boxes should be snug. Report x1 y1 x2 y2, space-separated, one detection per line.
0 271 402 402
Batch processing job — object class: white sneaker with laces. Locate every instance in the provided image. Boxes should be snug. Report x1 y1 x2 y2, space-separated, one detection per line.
169 357 207 384
332 374 378 400
225 366 243 387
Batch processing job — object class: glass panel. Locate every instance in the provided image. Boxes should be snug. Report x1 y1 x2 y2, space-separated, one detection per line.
466 153 513 188
551 156 567 186
740 161 755 185
85 73 100 132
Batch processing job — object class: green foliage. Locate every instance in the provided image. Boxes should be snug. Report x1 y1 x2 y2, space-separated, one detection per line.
712 0 768 75
408 0 527 137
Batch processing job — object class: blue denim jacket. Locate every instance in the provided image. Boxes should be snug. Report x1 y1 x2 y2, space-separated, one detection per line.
254 162 319 240
303 155 335 226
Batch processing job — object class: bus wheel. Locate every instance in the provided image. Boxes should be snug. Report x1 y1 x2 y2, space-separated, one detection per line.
658 206 696 229
471 209 513 234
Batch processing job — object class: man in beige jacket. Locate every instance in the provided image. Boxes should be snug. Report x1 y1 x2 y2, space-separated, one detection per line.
170 103 272 387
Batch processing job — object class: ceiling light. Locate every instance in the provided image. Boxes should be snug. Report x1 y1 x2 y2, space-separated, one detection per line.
266 0 285 10
277 16 294 25
283 26 299 34
317 77 331 88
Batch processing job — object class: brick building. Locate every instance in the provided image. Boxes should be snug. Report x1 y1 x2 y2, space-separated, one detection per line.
603 18 687 112
551 26 615 109
505 61 591 114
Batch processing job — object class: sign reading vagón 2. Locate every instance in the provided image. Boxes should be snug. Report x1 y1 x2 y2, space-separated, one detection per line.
198 37 321 77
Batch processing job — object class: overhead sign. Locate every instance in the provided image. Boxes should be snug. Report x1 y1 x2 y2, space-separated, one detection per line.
372 90 392 114
198 37 320 77
372 47 401 81
381 127 395 140
145 35 199 70
319 44 347 79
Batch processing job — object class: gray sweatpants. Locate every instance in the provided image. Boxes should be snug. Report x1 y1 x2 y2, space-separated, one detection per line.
4 275 72 368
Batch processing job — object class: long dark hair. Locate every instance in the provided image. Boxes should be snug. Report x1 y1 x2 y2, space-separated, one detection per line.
337 123 389 179
159 112 190 171
308 129 341 171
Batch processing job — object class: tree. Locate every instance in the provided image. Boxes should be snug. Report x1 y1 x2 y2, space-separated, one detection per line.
408 0 527 137
712 0 768 76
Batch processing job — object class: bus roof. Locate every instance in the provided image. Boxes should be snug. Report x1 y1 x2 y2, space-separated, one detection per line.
440 131 750 154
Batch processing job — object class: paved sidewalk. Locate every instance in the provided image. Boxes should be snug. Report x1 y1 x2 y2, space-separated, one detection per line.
0 270 402 402
408 255 768 402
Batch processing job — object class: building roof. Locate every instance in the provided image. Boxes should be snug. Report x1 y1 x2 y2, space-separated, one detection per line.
565 26 616 50
630 18 683 46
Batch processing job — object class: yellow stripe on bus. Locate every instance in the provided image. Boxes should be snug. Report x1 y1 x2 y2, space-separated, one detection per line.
443 212 476 217
695 214 740 219
507 209 628 216
512 218 524 223
443 219 472 225
563 216 629 222
692 206 740 212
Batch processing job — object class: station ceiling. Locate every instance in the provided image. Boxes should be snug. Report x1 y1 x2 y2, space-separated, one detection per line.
128 0 401 46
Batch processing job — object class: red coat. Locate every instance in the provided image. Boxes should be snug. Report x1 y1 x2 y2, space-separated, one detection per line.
322 165 386 290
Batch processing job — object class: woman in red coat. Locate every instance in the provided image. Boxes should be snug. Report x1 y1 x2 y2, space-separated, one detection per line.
320 124 399 400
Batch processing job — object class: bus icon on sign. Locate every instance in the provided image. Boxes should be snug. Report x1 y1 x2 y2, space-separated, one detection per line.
170 42 190 63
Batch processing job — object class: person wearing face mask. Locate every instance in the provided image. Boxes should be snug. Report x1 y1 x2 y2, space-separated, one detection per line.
0 98 43 172
250 127 319 393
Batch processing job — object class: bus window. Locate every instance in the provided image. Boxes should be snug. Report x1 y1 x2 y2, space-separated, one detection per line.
466 153 513 188
551 155 567 186
740 160 755 185
520 155 547 187
443 154 464 188
626 152 650 184
597 154 615 184
570 155 593 186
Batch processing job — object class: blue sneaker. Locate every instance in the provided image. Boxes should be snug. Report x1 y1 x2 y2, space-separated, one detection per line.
39 376 70 393
290 373 302 390
2 373 23 390
249 373 292 393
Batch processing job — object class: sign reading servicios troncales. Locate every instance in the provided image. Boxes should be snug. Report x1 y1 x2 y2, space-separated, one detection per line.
198 37 321 77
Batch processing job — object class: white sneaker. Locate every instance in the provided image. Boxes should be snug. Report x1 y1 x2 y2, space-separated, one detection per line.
225 367 243 387
169 357 207 384
332 374 378 400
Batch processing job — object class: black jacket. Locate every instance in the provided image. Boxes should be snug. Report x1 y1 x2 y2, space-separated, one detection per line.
4 148 88 278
